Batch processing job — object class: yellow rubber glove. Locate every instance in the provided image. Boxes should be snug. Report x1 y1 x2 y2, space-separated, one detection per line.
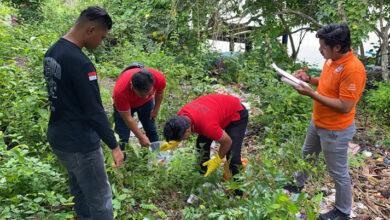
202 154 225 177
160 140 180 151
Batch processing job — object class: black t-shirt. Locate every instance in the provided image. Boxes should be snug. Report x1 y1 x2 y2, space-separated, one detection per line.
43 38 118 153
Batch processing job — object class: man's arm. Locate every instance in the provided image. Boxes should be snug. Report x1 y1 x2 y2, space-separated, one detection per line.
73 63 118 149
73 63 124 167
150 90 164 120
308 76 319 87
294 70 319 87
201 131 232 177
216 131 232 158
118 111 151 147
295 83 355 113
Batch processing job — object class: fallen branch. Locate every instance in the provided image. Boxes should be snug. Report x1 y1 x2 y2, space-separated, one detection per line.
365 191 380 216
372 199 388 208
365 192 388 219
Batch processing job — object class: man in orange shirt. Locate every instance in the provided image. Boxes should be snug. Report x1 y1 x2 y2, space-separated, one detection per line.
283 23 366 220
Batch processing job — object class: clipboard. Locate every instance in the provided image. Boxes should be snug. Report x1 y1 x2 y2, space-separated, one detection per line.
271 63 309 88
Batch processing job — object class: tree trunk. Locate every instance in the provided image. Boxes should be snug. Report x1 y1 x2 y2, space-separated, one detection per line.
282 34 288 45
229 38 234 52
381 32 389 82
289 32 297 60
359 41 365 58
196 0 200 41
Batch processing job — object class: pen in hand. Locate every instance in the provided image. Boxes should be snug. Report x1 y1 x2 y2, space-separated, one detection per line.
302 66 311 85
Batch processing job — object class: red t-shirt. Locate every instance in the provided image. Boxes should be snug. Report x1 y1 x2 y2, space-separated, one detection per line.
178 94 243 140
113 68 166 111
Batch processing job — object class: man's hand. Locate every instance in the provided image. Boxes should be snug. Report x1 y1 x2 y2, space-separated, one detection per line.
139 135 151 147
294 82 315 97
150 108 159 120
202 154 225 177
111 146 124 168
293 70 310 82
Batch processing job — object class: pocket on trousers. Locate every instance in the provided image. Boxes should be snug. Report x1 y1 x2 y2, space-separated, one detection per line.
321 127 354 153
320 130 339 153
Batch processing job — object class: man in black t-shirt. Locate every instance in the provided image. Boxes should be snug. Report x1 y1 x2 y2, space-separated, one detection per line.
43 6 123 220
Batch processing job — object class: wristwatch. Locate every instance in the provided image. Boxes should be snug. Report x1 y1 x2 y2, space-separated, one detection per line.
306 75 312 83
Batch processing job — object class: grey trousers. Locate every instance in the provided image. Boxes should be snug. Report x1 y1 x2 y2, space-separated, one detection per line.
295 120 355 214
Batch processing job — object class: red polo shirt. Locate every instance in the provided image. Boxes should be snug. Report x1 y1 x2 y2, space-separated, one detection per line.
113 68 166 111
178 94 243 140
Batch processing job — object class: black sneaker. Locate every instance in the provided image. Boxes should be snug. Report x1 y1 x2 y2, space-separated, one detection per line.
283 183 303 193
318 207 349 220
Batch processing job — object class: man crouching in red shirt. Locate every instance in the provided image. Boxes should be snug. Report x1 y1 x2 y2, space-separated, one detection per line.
161 94 248 194
113 63 166 157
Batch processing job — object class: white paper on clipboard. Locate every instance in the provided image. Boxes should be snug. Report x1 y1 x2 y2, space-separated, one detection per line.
271 63 308 88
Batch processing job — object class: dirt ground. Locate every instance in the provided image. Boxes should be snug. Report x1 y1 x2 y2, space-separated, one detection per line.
98 76 116 115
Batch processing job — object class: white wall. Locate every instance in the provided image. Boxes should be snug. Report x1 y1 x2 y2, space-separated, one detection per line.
286 31 379 68
207 31 380 68
207 40 246 53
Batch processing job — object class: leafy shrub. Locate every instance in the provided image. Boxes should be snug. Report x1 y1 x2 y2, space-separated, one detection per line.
365 82 390 124
0 3 21 58
3 0 44 22
0 62 49 149
0 141 74 219
182 145 323 219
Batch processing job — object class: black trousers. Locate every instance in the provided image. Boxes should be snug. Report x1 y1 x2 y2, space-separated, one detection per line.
196 105 248 176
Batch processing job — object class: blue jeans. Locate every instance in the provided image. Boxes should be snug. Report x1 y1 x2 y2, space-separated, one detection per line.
114 99 159 151
52 147 113 220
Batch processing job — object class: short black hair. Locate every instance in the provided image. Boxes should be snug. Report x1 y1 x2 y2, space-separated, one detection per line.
316 23 351 53
122 62 144 73
76 6 112 30
164 116 190 141
131 69 154 92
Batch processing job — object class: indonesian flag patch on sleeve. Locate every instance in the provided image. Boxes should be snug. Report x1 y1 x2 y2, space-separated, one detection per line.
88 72 97 81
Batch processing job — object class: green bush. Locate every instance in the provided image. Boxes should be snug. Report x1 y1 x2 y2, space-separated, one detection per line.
0 141 74 219
0 62 49 149
182 145 323 219
3 0 44 22
365 82 390 124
